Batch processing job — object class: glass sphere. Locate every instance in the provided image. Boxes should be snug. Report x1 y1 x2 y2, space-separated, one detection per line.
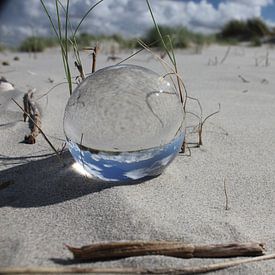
64 64 184 182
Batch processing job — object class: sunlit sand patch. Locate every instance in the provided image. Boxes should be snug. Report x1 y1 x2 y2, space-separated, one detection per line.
71 162 92 178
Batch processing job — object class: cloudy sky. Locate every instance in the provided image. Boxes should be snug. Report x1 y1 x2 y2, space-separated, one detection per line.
0 0 274 46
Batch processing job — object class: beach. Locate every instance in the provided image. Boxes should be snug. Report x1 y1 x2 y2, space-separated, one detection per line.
0 45 275 273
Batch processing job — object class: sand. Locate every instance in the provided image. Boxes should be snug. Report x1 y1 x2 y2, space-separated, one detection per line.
0 45 275 274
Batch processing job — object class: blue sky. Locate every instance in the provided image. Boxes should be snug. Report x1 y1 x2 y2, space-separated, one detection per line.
262 3 275 20
0 0 274 46
182 0 221 8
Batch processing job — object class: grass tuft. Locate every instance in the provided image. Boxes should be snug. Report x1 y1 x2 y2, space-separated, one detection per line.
40 0 103 95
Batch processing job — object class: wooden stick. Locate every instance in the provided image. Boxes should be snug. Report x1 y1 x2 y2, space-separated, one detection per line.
1 253 274 274
22 89 41 144
92 43 99 73
23 92 30 122
66 241 265 261
12 98 63 164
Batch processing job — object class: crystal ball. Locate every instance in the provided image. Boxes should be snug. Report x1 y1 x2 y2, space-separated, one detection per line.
64 64 184 182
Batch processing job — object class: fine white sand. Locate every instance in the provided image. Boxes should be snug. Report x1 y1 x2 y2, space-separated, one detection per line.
0 45 275 273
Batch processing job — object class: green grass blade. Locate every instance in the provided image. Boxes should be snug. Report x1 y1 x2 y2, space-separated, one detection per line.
146 0 174 65
73 0 104 37
56 0 73 94
40 0 60 40
65 0 69 57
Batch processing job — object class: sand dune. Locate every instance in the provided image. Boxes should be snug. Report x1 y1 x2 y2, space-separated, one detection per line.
0 45 275 273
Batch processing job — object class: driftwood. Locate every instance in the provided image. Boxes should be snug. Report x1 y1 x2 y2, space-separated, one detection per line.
23 89 41 144
12 98 63 163
1 253 275 274
92 43 99 73
66 241 265 261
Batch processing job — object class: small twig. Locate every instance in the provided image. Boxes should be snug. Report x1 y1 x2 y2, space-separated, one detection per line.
85 42 99 73
223 178 229 210
12 98 63 164
23 90 42 144
180 140 192 156
208 57 218 66
58 142 67 156
74 61 85 81
238 74 250 83
220 46 231 64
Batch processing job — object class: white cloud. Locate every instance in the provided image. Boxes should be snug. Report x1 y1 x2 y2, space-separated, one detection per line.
0 0 274 46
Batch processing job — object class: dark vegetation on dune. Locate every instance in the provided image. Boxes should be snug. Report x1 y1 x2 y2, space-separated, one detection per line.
14 17 274 53
217 18 271 46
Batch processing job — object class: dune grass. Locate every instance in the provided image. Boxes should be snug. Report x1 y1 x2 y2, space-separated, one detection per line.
218 18 270 42
40 0 104 95
19 36 57 52
144 25 215 49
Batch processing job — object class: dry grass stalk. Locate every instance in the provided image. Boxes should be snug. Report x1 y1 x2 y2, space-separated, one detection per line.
209 56 218 66
198 104 221 146
66 241 265 261
223 179 229 210
137 39 187 109
220 46 231 64
208 46 230 66
136 39 221 149
186 102 220 147
2 250 274 274
238 74 250 83
74 61 85 81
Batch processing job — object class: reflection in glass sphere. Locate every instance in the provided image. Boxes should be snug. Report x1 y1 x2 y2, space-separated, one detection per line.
64 64 185 182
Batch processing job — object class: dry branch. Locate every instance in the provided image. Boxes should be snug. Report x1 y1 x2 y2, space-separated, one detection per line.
12 98 63 163
1 253 275 274
22 89 41 144
82 43 99 74
66 241 265 261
